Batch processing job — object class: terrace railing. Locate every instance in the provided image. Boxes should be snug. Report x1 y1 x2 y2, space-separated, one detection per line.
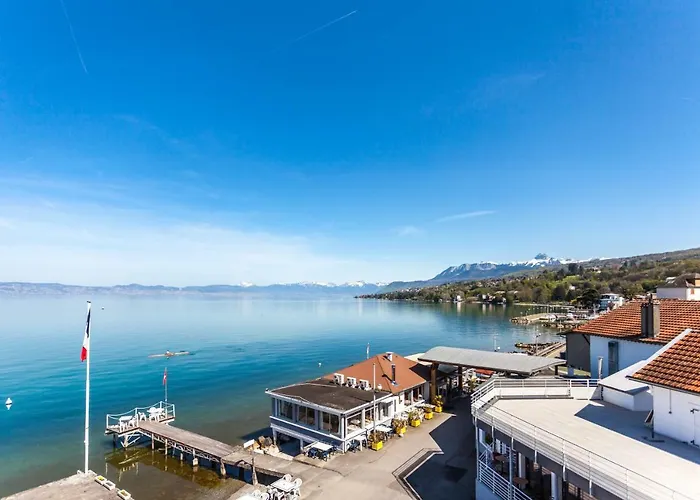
477 450 533 500
472 378 693 500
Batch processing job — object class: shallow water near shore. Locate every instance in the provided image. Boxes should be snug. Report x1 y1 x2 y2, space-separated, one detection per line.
0 297 558 498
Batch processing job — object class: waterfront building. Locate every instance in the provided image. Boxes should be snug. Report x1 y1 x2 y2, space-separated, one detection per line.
265 352 432 452
472 329 700 500
565 296 700 376
656 273 700 300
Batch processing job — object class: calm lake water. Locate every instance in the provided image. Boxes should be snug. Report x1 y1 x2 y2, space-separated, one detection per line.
0 297 559 498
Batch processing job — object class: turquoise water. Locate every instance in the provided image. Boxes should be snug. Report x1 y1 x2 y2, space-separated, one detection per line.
0 297 558 498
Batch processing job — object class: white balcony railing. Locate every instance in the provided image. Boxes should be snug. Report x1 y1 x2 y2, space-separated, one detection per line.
472 378 693 500
477 450 533 500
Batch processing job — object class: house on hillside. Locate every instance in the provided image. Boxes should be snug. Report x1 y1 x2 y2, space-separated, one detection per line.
565 297 700 376
265 352 432 453
657 273 700 301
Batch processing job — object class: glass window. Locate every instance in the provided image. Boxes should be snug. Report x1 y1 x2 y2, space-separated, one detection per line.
298 406 316 427
280 401 294 420
321 413 340 435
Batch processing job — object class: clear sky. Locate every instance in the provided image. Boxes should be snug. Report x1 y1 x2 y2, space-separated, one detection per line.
0 1 699 286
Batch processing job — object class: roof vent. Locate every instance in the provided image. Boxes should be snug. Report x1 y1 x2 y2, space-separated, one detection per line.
391 363 397 385
346 376 357 387
386 352 393 361
333 373 345 385
359 379 370 390
377 384 382 391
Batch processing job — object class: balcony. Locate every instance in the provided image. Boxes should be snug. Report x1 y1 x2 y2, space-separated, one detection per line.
472 377 700 500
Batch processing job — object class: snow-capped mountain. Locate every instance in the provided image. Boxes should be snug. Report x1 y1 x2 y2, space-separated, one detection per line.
0 280 387 297
433 254 582 281
381 254 590 292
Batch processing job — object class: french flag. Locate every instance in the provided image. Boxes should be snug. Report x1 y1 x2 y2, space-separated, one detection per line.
81 301 92 362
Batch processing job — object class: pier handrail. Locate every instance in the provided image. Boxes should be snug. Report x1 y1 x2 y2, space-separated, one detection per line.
472 377 693 500
105 401 175 429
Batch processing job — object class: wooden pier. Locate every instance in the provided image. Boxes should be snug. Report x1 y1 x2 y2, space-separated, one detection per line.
105 401 291 481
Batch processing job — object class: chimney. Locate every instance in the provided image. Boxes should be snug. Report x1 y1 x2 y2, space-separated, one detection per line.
386 352 393 362
641 296 661 338
391 363 397 385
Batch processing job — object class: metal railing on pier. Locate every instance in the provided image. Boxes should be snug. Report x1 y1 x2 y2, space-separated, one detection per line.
105 401 176 432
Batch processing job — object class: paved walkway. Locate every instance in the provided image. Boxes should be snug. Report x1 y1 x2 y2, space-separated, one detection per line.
298 397 475 500
5 473 127 500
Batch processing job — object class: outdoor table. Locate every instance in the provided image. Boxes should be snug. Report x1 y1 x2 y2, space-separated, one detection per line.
309 441 333 460
374 424 392 434
494 454 507 473
270 478 298 494
513 477 528 489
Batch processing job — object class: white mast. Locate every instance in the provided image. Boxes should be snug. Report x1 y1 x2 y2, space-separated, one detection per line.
84 300 92 474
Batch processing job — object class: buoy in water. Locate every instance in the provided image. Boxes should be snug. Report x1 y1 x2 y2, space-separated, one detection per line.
5 397 12 409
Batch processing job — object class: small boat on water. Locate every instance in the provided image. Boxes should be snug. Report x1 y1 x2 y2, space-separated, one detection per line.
148 350 191 359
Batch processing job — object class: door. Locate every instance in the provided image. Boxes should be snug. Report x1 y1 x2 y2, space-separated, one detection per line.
691 405 700 446
608 341 619 375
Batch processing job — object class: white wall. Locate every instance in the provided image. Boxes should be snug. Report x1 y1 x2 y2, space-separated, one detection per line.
602 387 652 411
656 287 699 300
589 337 659 378
653 387 700 445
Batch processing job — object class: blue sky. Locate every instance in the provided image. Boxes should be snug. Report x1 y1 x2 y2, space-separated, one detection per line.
0 1 699 285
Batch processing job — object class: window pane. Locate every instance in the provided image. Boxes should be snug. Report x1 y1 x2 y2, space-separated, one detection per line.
331 414 339 435
280 401 293 420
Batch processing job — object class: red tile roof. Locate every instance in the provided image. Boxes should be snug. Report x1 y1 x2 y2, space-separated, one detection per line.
323 352 430 395
571 299 700 344
630 330 700 394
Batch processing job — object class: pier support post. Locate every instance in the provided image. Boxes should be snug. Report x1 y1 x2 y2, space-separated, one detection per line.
180 452 184 462
164 439 168 456
192 457 199 470
151 439 155 450
220 462 227 477
430 363 437 404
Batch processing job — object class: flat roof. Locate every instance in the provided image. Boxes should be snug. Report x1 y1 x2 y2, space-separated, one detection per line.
267 378 390 412
598 360 649 395
482 398 700 499
418 346 564 376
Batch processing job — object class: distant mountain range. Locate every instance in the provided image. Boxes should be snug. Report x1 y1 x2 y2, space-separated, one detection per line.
379 254 589 292
0 281 387 297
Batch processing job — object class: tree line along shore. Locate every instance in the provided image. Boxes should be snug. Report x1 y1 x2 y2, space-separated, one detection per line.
358 257 700 307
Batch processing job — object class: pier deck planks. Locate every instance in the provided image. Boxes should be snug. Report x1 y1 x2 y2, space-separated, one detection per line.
137 421 237 459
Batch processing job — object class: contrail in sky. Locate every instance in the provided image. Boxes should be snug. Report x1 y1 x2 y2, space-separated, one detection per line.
59 0 89 74
275 10 358 51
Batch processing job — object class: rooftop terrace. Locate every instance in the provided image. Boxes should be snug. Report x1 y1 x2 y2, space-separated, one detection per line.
473 377 700 500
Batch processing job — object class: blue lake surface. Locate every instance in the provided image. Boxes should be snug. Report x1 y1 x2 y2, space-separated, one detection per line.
0 297 558 498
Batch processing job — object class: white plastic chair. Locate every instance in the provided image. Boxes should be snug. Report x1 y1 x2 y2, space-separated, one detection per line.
283 474 292 482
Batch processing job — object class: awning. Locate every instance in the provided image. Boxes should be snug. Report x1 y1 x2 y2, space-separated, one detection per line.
418 346 565 376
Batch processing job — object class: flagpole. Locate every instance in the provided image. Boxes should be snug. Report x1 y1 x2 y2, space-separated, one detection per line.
84 300 91 475
165 368 168 403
